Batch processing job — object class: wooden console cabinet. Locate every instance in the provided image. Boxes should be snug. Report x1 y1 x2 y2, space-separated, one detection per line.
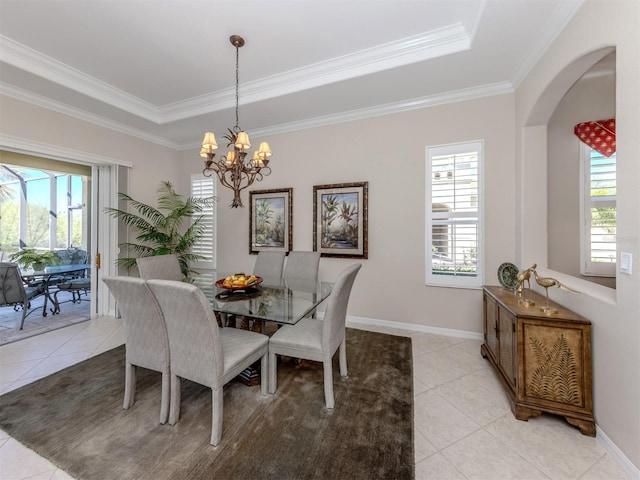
481 285 595 436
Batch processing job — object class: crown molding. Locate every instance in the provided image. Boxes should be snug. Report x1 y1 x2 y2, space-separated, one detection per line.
161 24 471 123
179 81 514 150
1 23 471 125
0 35 161 121
0 83 180 149
0 133 133 167
3 75 512 152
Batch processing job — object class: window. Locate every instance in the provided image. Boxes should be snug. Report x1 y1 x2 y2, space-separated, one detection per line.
426 141 483 288
0 165 89 253
581 145 616 276
190 174 216 269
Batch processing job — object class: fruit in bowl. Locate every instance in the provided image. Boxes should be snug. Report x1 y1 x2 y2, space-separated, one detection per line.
222 272 259 288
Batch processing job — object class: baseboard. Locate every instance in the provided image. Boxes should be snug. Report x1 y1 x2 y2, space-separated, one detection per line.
337 314 638 478
596 425 640 479
344 314 484 341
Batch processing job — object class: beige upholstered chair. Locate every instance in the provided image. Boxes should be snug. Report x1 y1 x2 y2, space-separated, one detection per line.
147 279 269 446
268 263 361 409
102 276 171 424
253 251 286 285
136 254 183 281
283 251 321 318
0 262 46 330
283 251 320 285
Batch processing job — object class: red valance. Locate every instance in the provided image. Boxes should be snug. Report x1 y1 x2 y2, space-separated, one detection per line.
574 118 616 157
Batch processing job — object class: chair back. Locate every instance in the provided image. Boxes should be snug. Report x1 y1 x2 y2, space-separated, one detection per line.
0 262 26 306
322 263 362 353
283 251 320 285
147 279 224 388
253 251 286 285
55 248 88 265
137 254 183 281
102 276 170 372
103 276 169 371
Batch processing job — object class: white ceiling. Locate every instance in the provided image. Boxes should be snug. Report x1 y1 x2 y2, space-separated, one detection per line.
0 0 584 150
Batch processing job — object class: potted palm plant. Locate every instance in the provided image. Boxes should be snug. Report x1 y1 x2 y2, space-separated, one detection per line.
9 249 61 271
105 181 215 279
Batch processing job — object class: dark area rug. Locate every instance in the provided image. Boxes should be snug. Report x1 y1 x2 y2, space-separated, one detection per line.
0 328 414 480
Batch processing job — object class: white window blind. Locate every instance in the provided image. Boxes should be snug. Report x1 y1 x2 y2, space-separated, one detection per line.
191 174 216 269
426 141 483 288
581 146 616 276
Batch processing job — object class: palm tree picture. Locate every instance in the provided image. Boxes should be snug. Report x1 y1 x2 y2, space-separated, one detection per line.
321 192 359 249
253 197 285 247
313 182 367 259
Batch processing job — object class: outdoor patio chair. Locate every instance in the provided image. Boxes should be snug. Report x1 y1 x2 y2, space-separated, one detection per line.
0 262 46 330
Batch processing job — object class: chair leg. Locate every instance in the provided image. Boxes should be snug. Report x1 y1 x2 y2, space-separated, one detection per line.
210 387 223 446
19 304 28 330
323 359 335 409
168 375 181 425
260 353 268 396
159 371 170 425
268 351 277 394
123 362 136 409
339 339 348 378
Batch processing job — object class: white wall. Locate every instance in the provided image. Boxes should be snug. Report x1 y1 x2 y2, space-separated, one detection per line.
189 93 517 334
516 0 639 472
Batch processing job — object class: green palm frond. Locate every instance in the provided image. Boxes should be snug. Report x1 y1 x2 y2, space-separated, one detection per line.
104 181 215 279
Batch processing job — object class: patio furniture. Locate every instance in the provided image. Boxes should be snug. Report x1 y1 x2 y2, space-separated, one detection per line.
0 262 46 330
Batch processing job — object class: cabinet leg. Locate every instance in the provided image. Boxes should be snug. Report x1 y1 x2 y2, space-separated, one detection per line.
566 417 596 437
514 405 542 422
480 344 488 359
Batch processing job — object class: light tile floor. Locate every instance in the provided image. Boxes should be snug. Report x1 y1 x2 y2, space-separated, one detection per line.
0 317 631 479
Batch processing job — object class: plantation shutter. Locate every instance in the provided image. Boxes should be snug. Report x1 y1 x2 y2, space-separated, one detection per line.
582 147 616 276
191 174 216 269
426 141 483 288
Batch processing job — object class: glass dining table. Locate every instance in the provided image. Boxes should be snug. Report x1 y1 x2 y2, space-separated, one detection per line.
190 271 333 386
192 271 333 327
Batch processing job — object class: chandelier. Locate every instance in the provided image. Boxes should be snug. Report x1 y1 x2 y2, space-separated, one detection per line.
200 35 272 208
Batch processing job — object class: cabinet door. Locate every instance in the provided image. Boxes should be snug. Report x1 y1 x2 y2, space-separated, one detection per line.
521 321 587 409
484 293 499 361
497 307 516 388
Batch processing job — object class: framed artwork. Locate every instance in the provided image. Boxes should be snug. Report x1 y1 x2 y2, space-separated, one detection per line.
313 182 368 259
249 188 293 254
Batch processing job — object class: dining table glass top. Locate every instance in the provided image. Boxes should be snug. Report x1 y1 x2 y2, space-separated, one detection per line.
192 271 333 325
